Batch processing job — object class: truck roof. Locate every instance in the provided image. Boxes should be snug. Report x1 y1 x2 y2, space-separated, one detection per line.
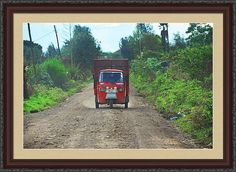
100 69 123 73
93 59 129 80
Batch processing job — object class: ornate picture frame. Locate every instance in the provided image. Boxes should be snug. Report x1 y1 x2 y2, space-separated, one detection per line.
3 3 233 169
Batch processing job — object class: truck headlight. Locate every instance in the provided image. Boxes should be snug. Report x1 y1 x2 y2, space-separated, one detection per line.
99 87 106 92
117 88 124 92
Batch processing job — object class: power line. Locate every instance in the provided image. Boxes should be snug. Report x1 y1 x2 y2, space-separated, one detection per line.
34 30 54 41
62 35 69 42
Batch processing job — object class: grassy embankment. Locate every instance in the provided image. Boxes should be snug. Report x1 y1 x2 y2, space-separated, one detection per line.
24 79 92 113
130 45 212 147
24 58 92 113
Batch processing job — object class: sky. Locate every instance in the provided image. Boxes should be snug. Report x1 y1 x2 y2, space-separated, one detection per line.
23 23 192 53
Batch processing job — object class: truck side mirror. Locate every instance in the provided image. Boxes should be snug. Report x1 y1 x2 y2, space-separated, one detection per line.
124 76 129 82
93 75 97 82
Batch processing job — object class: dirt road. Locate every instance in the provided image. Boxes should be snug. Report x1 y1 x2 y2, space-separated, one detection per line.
24 83 198 149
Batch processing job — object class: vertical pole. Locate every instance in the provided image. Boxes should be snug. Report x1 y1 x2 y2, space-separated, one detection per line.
139 29 142 57
160 23 169 52
70 24 73 66
27 23 36 75
166 24 169 51
24 65 28 99
54 25 62 58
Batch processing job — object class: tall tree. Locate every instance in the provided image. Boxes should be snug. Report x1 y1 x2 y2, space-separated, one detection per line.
172 32 186 49
141 33 162 52
186 23 212 46
61 40 71 57
136 23 154 35
45 43 58 58
120 23 162 59
72 25 101 68
119 37 133 60
23 40 43 65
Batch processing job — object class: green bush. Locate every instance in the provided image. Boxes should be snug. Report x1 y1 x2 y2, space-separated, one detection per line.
26 65 54 86
24 84 68 113
26 58 70 90
67 66 81 80
24 77 91 113
175 44 212 81
41 58 68 88
64 79 83 95
24 57 92 113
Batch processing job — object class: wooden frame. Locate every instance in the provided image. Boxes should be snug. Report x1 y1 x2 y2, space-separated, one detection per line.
3 3 233 169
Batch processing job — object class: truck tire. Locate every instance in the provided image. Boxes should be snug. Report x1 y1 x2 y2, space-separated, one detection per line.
125 102 128 108
96 102 99 108
95 97 99 108
109 99 113 109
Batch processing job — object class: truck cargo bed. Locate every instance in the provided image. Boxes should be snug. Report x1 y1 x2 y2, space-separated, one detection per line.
93 59 129 80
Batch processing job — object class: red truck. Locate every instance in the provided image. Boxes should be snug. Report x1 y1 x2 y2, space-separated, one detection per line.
93 59 129 109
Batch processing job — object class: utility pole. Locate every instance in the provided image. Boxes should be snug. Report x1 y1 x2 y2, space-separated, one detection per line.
160 23 169 51
139 29 142 57
54 25 62 58
165 23 169 51
70 24 73 66
27 23 36 74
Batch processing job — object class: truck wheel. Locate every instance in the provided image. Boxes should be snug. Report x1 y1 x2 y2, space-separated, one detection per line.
109 100 113 109
96 102 99 108
125 102 128 108
95 97 99 108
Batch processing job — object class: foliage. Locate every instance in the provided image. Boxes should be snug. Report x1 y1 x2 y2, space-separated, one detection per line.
66 65 81 80
60 25 101 68
45 43 58 58
186 23 213 46
100 51 122 59
129 23 213 147
26 65 54 87
174 44 212 81
25 58 69 88
24 84 68 113
24 75 92 113
61 40 71 57
141 33 162 52
66 77 92 95
119 23 162 60
172 32 186 49
71 25 101 68
136 23 154 35
111 50 123 59
131 61 213 146
41 58 68 88
119 37 133 60
23 24 98 114
23 40 43 65
101 52 113 58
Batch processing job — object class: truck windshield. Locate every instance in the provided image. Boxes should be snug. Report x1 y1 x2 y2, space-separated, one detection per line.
99 72 123 83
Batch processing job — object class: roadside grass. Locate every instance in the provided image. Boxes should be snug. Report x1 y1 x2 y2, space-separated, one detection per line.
24 77 92 114
130 72 212 147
